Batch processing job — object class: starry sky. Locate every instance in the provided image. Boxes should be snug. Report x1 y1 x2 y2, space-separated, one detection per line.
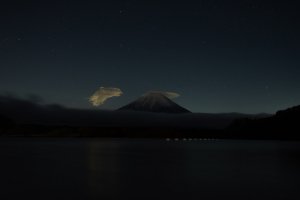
0 0 299 113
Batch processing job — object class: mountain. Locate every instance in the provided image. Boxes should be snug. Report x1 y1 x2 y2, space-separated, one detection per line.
276 105 300 118
117 92 191 114
0 115 14 129
228 105 300 139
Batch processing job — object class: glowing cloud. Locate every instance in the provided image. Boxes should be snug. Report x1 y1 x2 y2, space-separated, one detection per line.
162 91 180 99
145 91 180 99
89 87 123 106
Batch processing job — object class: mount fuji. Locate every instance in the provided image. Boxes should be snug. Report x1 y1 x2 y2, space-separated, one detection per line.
117 92 191 114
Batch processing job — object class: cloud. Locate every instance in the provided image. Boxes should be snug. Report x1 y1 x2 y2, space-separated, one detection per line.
162 91 180 99
145 91 180 99
89 87 123 106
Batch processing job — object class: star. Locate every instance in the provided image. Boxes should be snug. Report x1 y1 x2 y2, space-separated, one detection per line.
201 40 207 45
265 86 269 90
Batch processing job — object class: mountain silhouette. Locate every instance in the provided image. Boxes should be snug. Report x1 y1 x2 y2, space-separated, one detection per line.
276 105 300 118
229 105 300 139
0 115 14 129
117 92 191 114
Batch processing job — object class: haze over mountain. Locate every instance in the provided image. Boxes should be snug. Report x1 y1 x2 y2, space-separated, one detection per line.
118 92 191 114
0 94 267 130
6 94 300 139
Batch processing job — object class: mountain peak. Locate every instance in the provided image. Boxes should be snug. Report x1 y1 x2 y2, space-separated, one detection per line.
117 92 191 114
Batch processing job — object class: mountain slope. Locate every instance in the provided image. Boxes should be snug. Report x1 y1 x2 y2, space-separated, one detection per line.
117 92 191 113
228 105 300 139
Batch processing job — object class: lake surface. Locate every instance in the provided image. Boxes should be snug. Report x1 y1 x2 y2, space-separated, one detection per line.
0 138 300 200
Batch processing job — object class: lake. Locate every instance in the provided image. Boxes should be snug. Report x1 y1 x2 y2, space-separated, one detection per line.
0 138 300 200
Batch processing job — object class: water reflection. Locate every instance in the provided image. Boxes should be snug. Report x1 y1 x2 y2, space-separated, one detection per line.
87 140 121 199
85 139 300 200
1 139 300 200
86 139 190 199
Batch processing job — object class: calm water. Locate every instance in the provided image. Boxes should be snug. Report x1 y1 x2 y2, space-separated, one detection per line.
0 138 300 200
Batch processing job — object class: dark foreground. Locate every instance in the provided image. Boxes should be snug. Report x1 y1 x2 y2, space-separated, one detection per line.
0 138 300 200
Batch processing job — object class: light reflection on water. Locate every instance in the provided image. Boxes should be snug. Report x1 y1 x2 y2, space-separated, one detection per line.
0 139 300 200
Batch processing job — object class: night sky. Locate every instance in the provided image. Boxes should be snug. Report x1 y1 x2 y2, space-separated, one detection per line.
1 0 299 113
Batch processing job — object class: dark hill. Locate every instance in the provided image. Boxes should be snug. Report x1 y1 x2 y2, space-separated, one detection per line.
229 105 300 139
0 114 15 130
